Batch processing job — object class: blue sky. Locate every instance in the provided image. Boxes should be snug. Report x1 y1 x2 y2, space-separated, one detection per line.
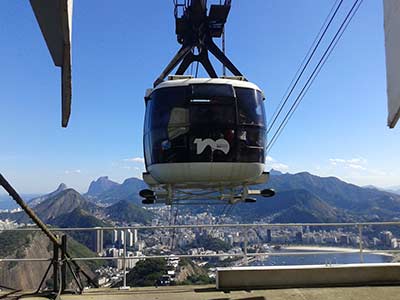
0 0 399 194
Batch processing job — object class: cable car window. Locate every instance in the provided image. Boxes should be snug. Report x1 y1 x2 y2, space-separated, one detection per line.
236 88 266 126
191 84 235 99
150 87 188 129
144 101 152 134
189 84 235 124
190 103 235 124
238 127 265 147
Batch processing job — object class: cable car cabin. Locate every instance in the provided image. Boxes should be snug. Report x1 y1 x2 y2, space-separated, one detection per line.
142 77 268 190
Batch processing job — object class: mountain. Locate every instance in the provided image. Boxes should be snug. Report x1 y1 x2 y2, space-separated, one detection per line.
385 186 400 195
183 172 400 222
50 208 112 250
0 186 153 226
269 169 284 176
0 193 40 210
363 185 380 191
86 176 119 197
3 171 400 226
0 229 100 290
391 189 400 195
35 188 97 222
91 177 147 205
28 183 68 207
104 200 154 224
0 188 96 224
33 188 153 225
261 172 400 219
233 189 347 223
50 208 108 228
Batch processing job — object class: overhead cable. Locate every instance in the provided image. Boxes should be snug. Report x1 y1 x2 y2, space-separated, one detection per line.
267 0 364 152
267 0 344 134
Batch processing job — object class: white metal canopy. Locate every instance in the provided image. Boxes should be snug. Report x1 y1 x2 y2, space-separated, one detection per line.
383 0 400 128
30 0 73 127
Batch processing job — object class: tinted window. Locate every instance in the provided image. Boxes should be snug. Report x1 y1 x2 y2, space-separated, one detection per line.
150 87 188 129
191 83 235 99
238 127 265 147
190 103 235 124
236 88 265 126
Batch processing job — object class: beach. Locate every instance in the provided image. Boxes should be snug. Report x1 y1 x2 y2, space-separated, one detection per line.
283 245 395 257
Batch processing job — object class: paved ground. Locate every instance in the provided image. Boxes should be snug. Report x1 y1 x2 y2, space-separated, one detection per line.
2 285 400 300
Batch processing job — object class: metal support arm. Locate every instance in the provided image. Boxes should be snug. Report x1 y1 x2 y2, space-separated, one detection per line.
0 173 98 294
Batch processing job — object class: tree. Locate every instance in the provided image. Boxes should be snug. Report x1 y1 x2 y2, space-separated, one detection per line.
124 258 168 287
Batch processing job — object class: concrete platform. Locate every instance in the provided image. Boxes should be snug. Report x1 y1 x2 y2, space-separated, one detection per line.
217 263 400 290
2 285 400 300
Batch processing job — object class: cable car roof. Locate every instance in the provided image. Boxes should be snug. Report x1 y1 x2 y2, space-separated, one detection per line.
152 77 263 93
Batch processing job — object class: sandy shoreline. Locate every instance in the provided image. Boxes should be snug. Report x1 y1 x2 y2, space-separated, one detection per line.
285 246 360 252
284 246 395 257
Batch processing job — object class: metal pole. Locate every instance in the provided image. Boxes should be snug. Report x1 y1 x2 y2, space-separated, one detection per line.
0 174 99 290
61 235 67 292
0 174 60 246
222 26 226 76
119 229 130 290
123 229 127 288
53 238 59 292
358 224 364 263
243 229 248 266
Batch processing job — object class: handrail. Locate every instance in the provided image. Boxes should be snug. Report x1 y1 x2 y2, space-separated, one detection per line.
2 221 400 231
1 221 400 289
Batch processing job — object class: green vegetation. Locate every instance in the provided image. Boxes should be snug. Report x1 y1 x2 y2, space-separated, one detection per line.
67 236 104 271
181 274 214 285
105 200 154 224
0 230 32 258
178 257 192 267
123 258 170 287
187 234 231 252
50 208 111 250
206 256 241 268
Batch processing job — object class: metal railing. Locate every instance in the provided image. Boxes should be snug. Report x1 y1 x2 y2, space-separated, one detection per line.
1 221 400 288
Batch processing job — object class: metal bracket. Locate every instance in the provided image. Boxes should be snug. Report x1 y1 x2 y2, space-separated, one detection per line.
153 0 243 87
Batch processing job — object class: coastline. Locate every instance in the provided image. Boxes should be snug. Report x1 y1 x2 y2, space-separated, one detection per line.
284 246 360 253
283 245 395 257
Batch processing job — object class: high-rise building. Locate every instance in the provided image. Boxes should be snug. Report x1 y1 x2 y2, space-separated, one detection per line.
117 230 125 246
266 229 272 243
340 235 350 245
95 228 104 254
380 231 393 247
391 238 398 249
295 231 303 243
112 229 118 244
126 229 137 247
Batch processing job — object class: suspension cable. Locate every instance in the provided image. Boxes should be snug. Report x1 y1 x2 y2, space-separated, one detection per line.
267 0 344 134
268 0 341 128
267 0 364 152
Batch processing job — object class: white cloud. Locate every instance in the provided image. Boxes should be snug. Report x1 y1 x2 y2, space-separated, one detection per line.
123 157 145 164
321 157 394 186
329 158 346 164
348 164 367 170
329 157 367 169
265 156 289 172
64 169 81 175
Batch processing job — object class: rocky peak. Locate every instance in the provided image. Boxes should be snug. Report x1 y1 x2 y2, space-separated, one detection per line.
87 176 119 196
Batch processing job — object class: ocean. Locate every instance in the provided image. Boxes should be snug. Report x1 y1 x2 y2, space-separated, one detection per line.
251 249 393 266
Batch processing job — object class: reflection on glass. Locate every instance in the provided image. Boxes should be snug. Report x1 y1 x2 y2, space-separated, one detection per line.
236 88 265 126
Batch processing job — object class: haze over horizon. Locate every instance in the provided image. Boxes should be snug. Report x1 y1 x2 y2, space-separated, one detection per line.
1 0 399 193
